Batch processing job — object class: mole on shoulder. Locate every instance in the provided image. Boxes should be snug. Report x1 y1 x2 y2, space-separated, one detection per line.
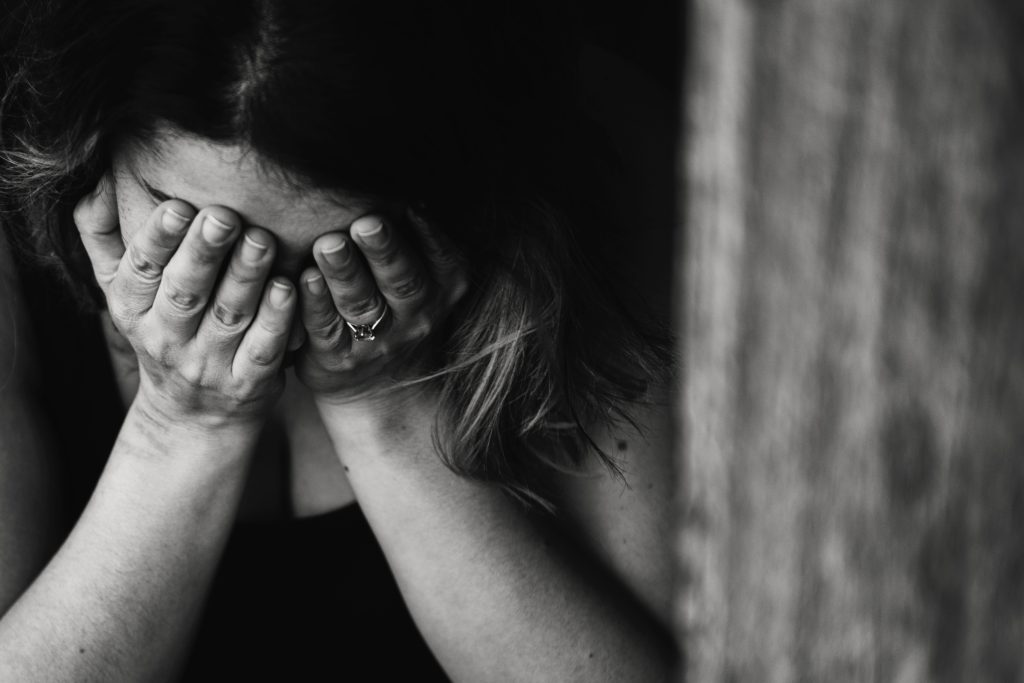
343 465 350 472
616 440 628 452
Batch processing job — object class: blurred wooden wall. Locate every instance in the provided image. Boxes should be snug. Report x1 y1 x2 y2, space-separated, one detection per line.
676 1 1024 681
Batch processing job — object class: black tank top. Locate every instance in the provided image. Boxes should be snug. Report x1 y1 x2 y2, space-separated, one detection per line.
13 254 450 681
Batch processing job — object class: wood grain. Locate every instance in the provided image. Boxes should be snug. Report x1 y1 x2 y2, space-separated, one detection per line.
677 1 1024 680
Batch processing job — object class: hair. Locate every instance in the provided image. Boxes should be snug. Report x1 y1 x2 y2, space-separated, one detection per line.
0 0 673 507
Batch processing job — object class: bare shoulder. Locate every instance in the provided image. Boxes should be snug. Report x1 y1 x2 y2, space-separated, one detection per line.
547 385 675 626
543 49 678 624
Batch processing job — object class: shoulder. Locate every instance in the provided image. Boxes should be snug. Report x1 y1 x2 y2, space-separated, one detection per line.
546 383 675 626
540 52 677 623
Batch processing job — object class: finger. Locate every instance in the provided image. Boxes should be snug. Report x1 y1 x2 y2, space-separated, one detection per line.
196 228 275 351
404 208 468 306
150 207 241 340
110 200 196 320
349 215 431 317
287 314 307 352
73 173 123 293
299 267 350 355
233 278 295 377
312 232 389 329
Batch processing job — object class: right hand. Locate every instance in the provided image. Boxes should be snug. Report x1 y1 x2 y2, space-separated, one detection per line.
73 173 296 430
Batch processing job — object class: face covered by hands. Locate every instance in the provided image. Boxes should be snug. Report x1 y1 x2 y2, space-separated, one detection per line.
74 173 296 429
77 134 467 427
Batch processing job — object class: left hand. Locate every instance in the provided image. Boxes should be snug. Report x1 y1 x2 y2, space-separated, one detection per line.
294 209 467 404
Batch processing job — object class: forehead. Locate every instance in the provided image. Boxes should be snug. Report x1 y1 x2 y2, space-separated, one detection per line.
119 131 375 250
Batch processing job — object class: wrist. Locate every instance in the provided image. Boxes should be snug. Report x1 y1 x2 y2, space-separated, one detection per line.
315 386 439 463
122 392 262 466
133 382 266 432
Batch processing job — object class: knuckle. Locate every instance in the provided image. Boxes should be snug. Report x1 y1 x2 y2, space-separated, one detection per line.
126 245 164 283
341 294 383 319
386 272 426 300
138 336 163 362
211 301 248 330
177 359 206 385
246 343 280 368
308 315 345 342
162 281 204 313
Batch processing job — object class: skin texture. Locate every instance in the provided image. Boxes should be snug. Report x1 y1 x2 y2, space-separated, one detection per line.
112 135 377 279
0 178 283 679
108 131 469 512
0 122 676 679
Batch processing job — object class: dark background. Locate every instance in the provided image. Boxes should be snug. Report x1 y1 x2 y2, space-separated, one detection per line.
571 1 681 94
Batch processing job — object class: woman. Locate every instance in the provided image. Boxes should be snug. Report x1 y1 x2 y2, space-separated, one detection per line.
0 0 676 679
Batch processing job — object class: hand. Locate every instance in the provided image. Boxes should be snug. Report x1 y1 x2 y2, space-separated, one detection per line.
73 174 296 429
295 210 467 405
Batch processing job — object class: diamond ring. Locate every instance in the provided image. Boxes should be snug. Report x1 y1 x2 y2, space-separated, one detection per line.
345 307 388 342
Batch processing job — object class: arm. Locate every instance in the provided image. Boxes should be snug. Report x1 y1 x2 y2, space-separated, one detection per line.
0 177 295 680
0 404 257 682
316 394 675 682
293 214 675 681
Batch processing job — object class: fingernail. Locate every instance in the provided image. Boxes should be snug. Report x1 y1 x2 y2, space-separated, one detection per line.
305 273 325 296
320 235 349 267
241 232 268 262
355 218 386 247
162 207 191 233
202 214 235 245
269 280 292 307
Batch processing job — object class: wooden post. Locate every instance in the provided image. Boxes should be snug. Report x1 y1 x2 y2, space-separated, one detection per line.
677 1 1024 680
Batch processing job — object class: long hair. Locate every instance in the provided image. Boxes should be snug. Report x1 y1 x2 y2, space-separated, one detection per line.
0 0 673 506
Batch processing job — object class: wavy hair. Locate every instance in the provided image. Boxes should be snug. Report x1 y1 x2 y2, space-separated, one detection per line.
0 0 673 506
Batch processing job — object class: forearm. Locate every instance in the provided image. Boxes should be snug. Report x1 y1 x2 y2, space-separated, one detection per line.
0 399 257 682
318 396 673 683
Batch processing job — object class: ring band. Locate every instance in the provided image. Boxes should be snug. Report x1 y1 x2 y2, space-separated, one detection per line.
345 307 388 342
